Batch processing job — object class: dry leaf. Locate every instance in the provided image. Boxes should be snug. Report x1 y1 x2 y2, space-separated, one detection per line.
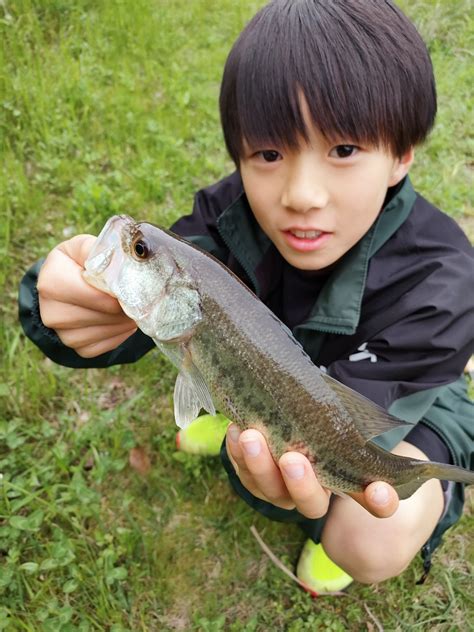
129 447 152 476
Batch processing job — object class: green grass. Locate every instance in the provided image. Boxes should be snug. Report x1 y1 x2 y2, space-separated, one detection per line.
0 0 473 630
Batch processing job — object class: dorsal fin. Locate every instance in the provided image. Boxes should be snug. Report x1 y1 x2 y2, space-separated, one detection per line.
321 372 410 441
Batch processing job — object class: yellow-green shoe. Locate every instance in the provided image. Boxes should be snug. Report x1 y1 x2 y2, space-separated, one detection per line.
296 540 353 594
176 414 231 456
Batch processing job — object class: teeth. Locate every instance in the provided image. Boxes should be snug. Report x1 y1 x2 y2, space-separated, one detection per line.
291 230 322 239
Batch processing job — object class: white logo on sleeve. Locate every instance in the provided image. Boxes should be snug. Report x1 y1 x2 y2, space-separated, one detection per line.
349 342 378 363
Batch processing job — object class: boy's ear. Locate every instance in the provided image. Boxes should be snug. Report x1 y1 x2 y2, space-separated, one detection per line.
389 148 415 186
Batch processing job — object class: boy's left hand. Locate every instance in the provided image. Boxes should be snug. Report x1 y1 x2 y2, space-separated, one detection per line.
226 425 399 519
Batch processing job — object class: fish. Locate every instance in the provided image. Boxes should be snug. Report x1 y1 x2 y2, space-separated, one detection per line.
83 215 474 499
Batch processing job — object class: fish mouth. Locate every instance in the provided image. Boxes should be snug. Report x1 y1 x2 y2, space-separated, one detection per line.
84 245 115 277
83 215 134 292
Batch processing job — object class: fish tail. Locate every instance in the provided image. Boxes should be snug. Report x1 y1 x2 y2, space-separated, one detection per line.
393 461 474 500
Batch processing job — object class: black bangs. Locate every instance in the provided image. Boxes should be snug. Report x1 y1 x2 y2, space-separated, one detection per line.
219 0 437 163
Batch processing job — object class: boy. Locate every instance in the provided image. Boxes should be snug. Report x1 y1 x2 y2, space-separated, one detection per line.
19 0 473 592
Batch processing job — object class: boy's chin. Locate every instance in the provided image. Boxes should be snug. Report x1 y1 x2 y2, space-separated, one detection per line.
278 249 338 273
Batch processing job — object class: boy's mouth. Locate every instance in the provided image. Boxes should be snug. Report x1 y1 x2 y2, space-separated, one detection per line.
282 228 332 252
288 229 322 239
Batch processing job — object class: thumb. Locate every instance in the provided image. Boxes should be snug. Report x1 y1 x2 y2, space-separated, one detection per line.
350 481 399 518
59 234 97 268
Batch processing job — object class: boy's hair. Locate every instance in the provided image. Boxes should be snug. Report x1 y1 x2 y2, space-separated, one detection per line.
220 0 436 163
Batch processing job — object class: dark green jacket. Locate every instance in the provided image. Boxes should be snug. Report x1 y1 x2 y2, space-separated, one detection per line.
19 174 474 558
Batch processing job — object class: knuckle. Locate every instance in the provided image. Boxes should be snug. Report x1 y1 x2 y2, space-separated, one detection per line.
76 346 97 358
263 488 282 503
297 488 320 504
37 275 52 299
39 307 54 328
266 494 295 510
109 301 126 315
38 270 62 302
299 505 326 520
237 470 256 490
57 330 75 346
296 493 329 519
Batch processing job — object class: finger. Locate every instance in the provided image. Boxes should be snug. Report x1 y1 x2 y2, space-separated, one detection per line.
59 234 97 267
74 328 138 358
226 424 245 468
238 430 294 508
40 300 135 330
227 425 263 478
226 426 263 493
279 452 331 519
226 426 294 508
226 427 270 501
57 322 138 349
350 481 399 518
39 249 123 315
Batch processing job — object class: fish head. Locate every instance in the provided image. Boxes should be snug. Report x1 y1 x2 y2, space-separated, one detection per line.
83 215 200 338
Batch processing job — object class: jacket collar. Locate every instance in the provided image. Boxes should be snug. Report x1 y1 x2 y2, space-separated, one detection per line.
217 176 417 335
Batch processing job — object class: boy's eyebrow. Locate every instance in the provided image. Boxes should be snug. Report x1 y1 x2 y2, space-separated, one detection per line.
219 0 437 164
241 138 282 153
239 95 376 158
242 125 363 153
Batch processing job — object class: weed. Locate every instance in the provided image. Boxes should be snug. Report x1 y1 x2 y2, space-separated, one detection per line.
1 0 472 630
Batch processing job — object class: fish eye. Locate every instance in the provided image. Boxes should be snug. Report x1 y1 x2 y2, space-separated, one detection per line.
132 237 150 260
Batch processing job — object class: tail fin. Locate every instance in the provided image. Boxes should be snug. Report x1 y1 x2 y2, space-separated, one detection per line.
394 461 474 500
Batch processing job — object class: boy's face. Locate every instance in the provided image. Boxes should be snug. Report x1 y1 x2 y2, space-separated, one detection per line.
239 102 414 271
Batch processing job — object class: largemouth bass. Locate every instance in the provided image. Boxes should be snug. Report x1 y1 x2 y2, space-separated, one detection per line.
83 215 474 499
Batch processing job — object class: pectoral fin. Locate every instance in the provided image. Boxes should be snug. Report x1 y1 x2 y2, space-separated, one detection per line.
173 364 216 429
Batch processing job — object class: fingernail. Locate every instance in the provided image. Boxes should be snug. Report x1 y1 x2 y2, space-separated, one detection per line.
241 440 261 457
371 484 390 505
283 462 305 480
228 425 240 443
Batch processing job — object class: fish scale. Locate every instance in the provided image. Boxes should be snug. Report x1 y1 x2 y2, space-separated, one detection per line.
192 308 394 491
190 291 373 481
83 215 474 499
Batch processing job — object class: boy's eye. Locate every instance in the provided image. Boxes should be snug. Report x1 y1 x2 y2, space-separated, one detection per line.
259 150 282 162
330 145 358 158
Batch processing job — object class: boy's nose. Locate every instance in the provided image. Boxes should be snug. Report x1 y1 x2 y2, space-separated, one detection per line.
281 166 329 214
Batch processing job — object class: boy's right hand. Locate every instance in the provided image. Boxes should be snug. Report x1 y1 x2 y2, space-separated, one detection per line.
38 235 137 358
226 426 399 520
